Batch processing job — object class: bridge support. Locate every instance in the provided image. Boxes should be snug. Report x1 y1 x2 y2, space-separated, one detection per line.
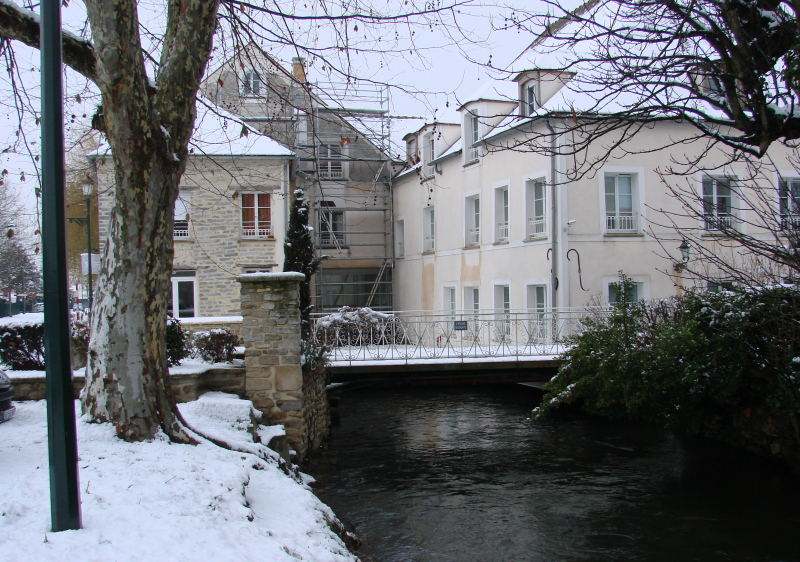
238 273 329 460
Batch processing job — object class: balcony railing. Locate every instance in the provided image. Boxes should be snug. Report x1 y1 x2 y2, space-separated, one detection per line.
497 221 509 241
424 235 435 252
466 228 480 246
606 212 638 232
174 221 190 238
241 225 272 238
703 213 735 231
310 308 603 365
320 233 345 247
527 217 547 237
319 162 344 179
781 215 800 230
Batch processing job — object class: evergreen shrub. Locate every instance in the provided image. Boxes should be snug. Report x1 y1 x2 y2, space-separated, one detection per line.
192 328 242 364
166 316 191 366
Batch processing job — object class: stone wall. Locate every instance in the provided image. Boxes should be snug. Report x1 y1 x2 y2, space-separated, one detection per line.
238 273 329 460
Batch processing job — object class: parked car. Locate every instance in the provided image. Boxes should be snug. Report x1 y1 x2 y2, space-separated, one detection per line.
33 302 44 313
0 370 16 423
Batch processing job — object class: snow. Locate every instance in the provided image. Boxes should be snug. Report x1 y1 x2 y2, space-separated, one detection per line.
237 272 306 281
0 312 44 328
179 315 244 324
0 396 356 562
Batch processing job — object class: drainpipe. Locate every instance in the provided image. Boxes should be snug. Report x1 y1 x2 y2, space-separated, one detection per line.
544 119 558 311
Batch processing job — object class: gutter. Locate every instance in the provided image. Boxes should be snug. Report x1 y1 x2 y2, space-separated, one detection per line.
544 119 558 310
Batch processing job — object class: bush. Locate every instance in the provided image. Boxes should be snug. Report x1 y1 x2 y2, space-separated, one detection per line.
192 328 242 364
0 313 91 370
533 276 800 443
166 317 191 366
313 306 408 347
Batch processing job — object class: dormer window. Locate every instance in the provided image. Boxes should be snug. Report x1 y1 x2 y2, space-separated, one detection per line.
242 70 261 95
524 82 538 116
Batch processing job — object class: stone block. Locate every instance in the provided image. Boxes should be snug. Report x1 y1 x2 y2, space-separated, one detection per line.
277 400 302 411
276 368 302 391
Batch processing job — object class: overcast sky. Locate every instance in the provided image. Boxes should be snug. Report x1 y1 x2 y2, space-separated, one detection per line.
0 0 566 224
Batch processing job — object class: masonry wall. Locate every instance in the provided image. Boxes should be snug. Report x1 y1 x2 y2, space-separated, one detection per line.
238 273 329 459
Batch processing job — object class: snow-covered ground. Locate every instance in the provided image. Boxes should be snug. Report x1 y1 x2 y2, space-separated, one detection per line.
0 393 356 561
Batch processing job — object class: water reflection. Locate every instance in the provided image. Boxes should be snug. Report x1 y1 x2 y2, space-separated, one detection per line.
309 386 800 562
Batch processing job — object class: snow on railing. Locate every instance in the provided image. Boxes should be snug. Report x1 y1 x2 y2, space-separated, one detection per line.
310 308 604 364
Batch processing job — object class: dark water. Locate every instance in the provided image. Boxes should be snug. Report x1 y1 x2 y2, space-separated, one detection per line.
308 385 800 562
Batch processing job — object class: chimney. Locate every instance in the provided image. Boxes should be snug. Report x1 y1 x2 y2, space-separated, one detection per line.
292 57 307 83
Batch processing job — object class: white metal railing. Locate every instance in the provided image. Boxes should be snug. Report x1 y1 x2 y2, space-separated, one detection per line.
320 233 345 246
424 235 435 252
242 225 272 237
174 221 190 238
466 228 480 246
467 146 479 162
320 162 344 179
397 241 405 257
497 221 509 241
606 212 638 232
704 213 735 231
310 308 605 365
527 217 547 237
782 215 800 230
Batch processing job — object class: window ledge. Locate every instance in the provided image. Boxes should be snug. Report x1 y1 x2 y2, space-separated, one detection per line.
463 244 480 250
700 231 735 238
463 159 480 168
174 237 194 243
239 236 276 242
603 232 644 238
524 235 548 242
422 250 436 255
493 239 510 246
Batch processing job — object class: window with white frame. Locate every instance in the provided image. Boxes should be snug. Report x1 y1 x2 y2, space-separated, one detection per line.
523 82 538 116
465 195 480 246
169 271 197 318
319 208 345 246
465 286 480 315
243 267 273 274
422 132 435 177
318 144 345 179
241 193 271 238
242 70 261 95
494 284 511 338
527 284 548 341
702 176 735 230
466 114 480 163
605 174 637 232
396 220 405 257
780 178 800 229
443 286 457 316
495 186 509 242
525 178 547 238
407 137 418 165
174 191 190 238
423 206 435 252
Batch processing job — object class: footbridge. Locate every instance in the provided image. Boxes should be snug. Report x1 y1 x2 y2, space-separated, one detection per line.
310 308 598 386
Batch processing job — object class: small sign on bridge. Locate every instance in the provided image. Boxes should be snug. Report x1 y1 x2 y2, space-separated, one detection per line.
453 320 468 331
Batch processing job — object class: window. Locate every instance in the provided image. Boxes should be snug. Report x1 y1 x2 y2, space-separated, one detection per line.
702 176 735 230
174 192 190 238
465 195 480 246
494 284 511 338
319 209 345 246
241 193 272 237
242 70 261 95
466 114 480 162
243 267 272 274
423 206 435 252
318 268 392 311
707 280 735 293
495 186 509 242
608 282 641 306
525 179 547 238
396 220 405 257
524 83 537 116
527 284 548 341
780 178 800 229
605 174 637 232
318 144 344 179
169 271 197 318
422 132 435 177
465 287 480 315
443 287 457 316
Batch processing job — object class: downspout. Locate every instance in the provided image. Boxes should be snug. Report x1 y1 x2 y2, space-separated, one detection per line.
544 119 558 311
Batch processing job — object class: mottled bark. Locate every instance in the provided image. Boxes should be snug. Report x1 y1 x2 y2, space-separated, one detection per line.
77 0 220 442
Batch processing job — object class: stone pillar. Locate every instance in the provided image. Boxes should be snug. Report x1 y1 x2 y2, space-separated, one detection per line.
238 273 307 455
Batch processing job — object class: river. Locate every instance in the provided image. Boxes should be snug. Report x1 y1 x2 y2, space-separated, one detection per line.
308 385 800 562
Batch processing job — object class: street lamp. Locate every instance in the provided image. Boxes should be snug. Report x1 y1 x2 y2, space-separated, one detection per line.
67 175 94 310
679 239 691 263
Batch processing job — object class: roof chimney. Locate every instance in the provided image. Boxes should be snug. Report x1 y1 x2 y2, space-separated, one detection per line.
292 57 307 83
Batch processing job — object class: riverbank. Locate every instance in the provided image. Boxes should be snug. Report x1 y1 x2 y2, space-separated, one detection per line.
0 395 355 561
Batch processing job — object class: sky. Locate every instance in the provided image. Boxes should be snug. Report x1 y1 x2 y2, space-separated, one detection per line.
0 0 564 228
